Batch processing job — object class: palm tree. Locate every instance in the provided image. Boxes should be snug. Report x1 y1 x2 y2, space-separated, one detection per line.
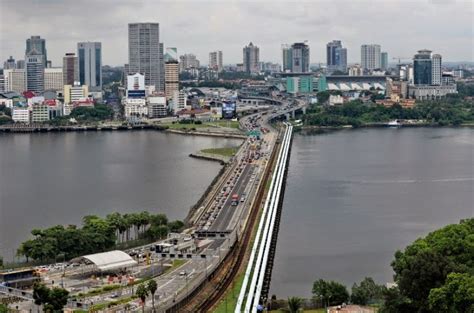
136 284 149 313
287 297 303 313
147 279 158 312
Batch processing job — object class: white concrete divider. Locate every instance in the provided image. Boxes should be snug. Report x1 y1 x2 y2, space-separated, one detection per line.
251 124 292 312
235 125 290 313
235 123 292 313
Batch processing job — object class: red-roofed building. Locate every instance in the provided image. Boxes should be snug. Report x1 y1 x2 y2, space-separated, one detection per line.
22 91 36 99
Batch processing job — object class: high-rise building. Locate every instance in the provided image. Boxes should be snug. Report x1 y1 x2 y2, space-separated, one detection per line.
62 53 79 86
209 51 223 72
431 54 442 85
282 44 293 72
77 42 102 91
165 48 178 62
3 69 26 93
44 67 63 90
179 54 200 72
381 52 389 70
165 60 179 101
159 43 165 92
25 51 45 93
26 36 47 67
128 23 163 91
361 44 381 70
243 42 260 74
291 42 310 73
413 49 432 85
16 60 25 69
3 56 16 70
326 40 347 73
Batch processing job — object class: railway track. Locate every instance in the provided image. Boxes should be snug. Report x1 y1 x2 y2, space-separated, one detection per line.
172 129 283 313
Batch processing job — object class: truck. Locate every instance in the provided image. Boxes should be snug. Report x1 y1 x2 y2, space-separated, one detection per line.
231 194 239 206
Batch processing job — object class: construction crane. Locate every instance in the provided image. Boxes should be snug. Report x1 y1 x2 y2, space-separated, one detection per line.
392 57 412 64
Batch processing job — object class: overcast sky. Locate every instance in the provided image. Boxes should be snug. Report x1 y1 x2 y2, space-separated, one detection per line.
1 0 472 67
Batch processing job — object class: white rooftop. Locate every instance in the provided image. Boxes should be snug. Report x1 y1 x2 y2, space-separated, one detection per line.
76 250 138 271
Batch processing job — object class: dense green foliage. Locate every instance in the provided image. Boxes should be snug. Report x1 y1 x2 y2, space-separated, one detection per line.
0 105 12 125
135 283 148 312
286 296 303 313
70 104 114 121
312 279 350 307
17 211 183 262
457 82 474 97
0 304 7 313
33 282 69 312
50 104 114 126
181 81 240 90
351 277 385 305
304 98 474 127
388 218 474 312
147 279 158 311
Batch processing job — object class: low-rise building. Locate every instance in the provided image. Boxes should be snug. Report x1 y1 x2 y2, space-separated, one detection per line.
286 75 313 94
329 94 344 105
31 103 50 122
12 106 30 123
408 84 457 100
124 98 148 117
148 94 167 118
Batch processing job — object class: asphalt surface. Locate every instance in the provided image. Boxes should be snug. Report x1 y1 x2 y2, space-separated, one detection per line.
209 164 255 232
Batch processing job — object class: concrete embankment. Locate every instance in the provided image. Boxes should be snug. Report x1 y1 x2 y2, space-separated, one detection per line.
165 128 247 139
189 152 229 164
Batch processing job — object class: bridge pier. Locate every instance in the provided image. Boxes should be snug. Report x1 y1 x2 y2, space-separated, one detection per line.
291 110 295 119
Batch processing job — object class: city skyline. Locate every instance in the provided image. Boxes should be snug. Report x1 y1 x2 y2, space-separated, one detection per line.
1 0 472 67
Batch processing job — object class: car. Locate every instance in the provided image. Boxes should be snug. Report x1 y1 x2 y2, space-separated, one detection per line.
179 271 186 276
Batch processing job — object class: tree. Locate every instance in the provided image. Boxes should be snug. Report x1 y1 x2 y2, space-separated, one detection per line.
47 287 69 312
287 297 303 313
147 279 158 312
351 277 384 305
389 218 474 312
0 304 7 313
168 220 185 233
312 279 349 307
379 286 414 313
33 282 51 309
316 91 330 105
428 273 474 313
136 283 149 313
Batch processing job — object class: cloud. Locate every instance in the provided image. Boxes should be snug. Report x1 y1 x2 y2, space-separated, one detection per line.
0 0 472 66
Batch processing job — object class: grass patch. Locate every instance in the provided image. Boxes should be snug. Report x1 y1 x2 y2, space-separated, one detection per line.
89 295 138 312
213 272 245 313
164 259 187 274
160 120 240 130
201 147 239 157
206 120 240 129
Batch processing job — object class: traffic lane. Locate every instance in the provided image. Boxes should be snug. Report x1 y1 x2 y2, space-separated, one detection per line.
210 164 255 232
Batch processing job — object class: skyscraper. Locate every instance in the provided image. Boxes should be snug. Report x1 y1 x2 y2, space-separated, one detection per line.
209 51 223 72
326 40 347 73
282 44 293 72
165 60 179 101
62 53 79 85
243 42 260 74
3 56 16 70
381 52 389 70
165 48 178 62
25 51 44 93
44 67 63 91
431 54 442 85
26 36 47 67
291 42 310 73
77 42 102 91
179 54 200 72
128 23 164 91
361 44 381 70
413 49 432 85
